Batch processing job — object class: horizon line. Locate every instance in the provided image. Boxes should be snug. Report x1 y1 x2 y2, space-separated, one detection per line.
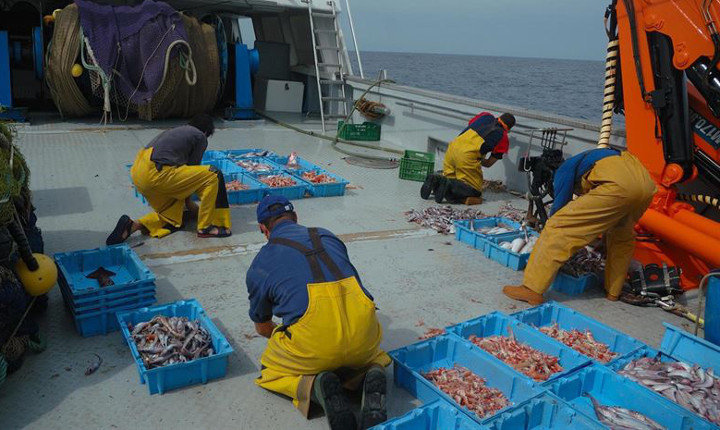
347 49 603 63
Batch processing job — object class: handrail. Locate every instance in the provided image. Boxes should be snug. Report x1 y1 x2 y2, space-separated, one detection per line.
343 0 364 78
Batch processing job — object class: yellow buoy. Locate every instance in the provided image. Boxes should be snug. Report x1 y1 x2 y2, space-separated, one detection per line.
71 64 83 78
15 253 58 296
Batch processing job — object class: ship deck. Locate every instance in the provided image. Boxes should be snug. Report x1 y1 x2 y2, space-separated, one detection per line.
0 115 702 429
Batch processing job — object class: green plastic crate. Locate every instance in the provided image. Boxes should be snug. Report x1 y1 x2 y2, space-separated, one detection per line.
399 150 435 181
337 121 381 141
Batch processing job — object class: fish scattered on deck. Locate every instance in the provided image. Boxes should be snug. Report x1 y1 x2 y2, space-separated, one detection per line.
85 353 102 375
561 246 605 277
469 329 563 381
86 267 116 287
585 393 665 429
404 206 486 235
538 323 617 363
129 316 214 369
619 357 720 424
482 180 506 193
423 365 511 418
418 327 446 339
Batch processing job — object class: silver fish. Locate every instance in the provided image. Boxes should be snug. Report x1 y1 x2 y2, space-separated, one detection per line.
85 353 103 376
585 394 665 430
129 315 214 369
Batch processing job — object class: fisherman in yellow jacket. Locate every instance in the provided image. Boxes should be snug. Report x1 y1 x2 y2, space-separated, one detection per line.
106 114 231 244
503 148 656 304
246 196 391 429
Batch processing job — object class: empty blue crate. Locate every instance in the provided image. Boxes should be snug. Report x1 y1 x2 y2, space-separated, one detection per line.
70 295 156 337
390 334 542 425
661 322 720 374
255 172 308 200
551 272 601 296
371 400 483 430
116 299 234 395
549 364 717 430
511 301 645 366
454 218 524 253
483 393 605 430
223 172 267 205
292 169 349 197
485 231 539 271
447 312 589 385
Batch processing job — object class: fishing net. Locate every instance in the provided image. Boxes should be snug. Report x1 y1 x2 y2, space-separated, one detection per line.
0 127 31 226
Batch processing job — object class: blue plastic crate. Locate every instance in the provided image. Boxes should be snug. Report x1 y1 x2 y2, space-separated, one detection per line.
550 272 600 296
447 312 590 385
223 172 268 205
125 163 149 205
116 299 234 395
202 158 244 175
548 364 716 430
291 169 349 197
661 323 720 374
254 172 308 200
390 334 542 425
61 283 156 314
483 393 605 430
511 301 646 366
55 244 156 297
201 150 229 162
485 231 539 271
71 296 157 337
226 149 275 160
267 154 324 171
60 281 155 309
454 218 525 254
371 400 483 430
231 156 285 176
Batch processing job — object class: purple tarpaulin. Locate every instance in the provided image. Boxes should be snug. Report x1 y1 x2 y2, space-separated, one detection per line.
75 0 188 104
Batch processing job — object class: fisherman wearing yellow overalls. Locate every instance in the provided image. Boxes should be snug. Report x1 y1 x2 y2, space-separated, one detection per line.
106 114 231 245
246 196 391 430
421 112 516 205
503 148 656 304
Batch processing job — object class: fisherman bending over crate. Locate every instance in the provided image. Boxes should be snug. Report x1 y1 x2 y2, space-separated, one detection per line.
503 148 656 304
420 112 516 205
106 114 232 245
246 196 391 430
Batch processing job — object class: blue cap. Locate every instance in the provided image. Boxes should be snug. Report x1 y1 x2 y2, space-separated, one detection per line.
256 195 294 223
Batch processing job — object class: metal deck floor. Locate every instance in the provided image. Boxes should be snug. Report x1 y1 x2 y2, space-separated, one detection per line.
0 117 700 429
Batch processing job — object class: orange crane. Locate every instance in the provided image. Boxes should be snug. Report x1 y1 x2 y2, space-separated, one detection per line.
604 0 720 289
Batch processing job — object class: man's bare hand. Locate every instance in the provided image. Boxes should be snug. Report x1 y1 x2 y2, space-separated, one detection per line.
255 321 277 338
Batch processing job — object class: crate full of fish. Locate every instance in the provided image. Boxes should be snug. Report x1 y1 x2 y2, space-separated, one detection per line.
291 169 349 197
484 231 539 271
267 152 324 172
225 149 275 160
511 301 645 366
370 400 483 430
547 364 717 430
447 312 589 385
223 172 267 205
454 218 524 253
231 156 285 175
482 393 606 430
390 334 542 425
661 323 720 374
116 299 234 395
608 346 720 426
255 172 308 200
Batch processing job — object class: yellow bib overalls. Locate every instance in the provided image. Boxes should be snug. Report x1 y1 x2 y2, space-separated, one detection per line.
255 228 391 417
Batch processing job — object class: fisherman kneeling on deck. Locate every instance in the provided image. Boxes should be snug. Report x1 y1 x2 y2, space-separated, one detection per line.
503 148 656 304
246 196 391 429
106 114 231 245
420 112 515 205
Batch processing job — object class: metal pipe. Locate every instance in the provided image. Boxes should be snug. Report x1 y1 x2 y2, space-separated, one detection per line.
639 209 720 268
671 206 720 242
343 0 363 78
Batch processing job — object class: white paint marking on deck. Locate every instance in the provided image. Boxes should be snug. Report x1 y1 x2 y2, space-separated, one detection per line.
141 228 438 267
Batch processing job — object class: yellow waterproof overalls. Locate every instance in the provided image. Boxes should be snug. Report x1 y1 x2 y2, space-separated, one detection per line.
523 151 656 298
255 228 391 417
130 147 231 238
443 128 489 192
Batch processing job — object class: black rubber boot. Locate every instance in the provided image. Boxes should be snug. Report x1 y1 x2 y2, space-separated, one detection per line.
359 366 387 429
312 371 357 430
420 174 438 200
434 177 449 204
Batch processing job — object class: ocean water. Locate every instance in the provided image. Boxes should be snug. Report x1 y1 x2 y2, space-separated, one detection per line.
351 51 606 123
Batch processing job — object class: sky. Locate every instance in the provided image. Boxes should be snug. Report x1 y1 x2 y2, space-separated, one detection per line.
340 0 610 61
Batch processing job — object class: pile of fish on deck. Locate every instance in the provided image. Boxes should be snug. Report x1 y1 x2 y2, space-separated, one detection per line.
404 206 487 235
129 316 214 369
619 357 720 424
423 365 511 418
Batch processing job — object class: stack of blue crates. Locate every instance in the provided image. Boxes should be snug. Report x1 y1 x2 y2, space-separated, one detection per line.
54 244 157 337
384 301 720 429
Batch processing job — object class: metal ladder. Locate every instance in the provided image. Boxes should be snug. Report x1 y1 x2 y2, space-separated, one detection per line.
306 0 352 133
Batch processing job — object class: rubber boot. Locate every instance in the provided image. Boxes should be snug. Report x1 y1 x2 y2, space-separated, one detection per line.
606 294 619 302
502 285 545 305
464 196 483 206
434 177 449 204
312 371 357 430
359 365 387 429
420 174 439 200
